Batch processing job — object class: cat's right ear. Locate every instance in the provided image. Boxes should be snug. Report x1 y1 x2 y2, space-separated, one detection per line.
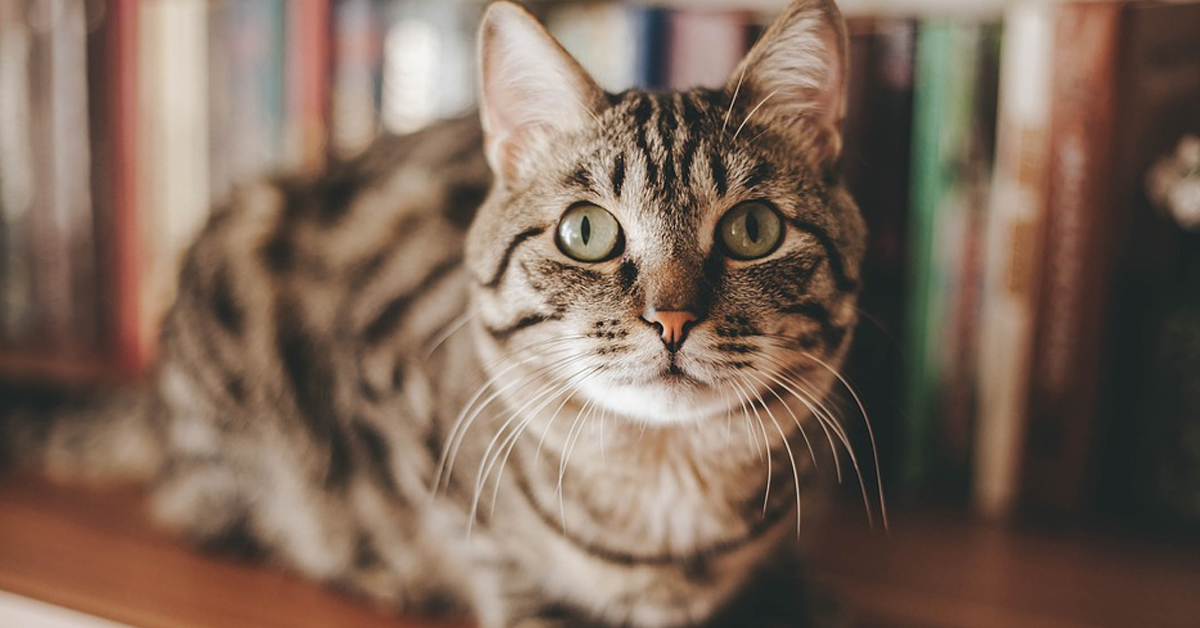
478 2 606 181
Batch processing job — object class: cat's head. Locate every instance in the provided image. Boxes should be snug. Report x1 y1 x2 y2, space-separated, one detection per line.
465 0 864 425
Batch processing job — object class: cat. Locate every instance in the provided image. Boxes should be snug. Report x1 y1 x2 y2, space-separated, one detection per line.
2 0 877 626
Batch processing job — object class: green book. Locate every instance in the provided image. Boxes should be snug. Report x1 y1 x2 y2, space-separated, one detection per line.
903 20 998 495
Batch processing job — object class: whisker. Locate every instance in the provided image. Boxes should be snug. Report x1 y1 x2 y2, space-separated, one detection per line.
756 352 845 482
470 360 599 523
801 349 889 532
729 375 764 461
484 364 603 519
734 87 781 140
741 368 820 470
436 346 581 494
423 309 479 358
737 371 804 534
556 396 602 531
757 335 887 530
729 376 772 515
723 64 748 134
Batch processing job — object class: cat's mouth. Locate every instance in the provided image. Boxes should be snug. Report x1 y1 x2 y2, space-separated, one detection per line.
658 364 702 385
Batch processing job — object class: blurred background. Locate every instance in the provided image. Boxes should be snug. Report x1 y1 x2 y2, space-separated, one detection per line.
1 0 1200 627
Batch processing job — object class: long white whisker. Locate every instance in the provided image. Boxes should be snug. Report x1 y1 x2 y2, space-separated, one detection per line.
757 337 885 530
801 350 889 531
756 346 851 474
487 364 603 515
423 309 478 358
738 371 804 535
470 360 598 524
756 354 845 482
436 346 580 493
729 375 763 460
723 64 748 134
734 87 781 140
730 376 772 515
742 369 820 471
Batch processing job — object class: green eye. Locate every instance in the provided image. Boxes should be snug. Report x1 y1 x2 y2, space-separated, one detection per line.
556 203 622 262
718 201 783 260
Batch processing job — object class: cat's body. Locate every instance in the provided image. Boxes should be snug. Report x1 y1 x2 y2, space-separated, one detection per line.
3 2 871 627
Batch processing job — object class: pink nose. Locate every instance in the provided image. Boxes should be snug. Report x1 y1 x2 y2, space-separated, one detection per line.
643 310 698 352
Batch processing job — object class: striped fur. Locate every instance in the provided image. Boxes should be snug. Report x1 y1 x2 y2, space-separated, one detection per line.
3 2 870 627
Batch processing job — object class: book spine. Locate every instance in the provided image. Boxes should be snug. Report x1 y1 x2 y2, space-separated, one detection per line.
666 9 749 90
137 0 211 367
27 0 74 352
286 0 331 173
972 1 1054 519
1020 1 1124 514
56 0 100 354
108 0 146 372
839 17 916 491
0 1 37 348
329 0 381 157
632 6 668 90
903 20 997 496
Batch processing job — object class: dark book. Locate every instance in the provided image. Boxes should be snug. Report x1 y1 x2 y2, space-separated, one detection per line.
1085 2 1200 522
839 17 916 496
1022 0 1200 516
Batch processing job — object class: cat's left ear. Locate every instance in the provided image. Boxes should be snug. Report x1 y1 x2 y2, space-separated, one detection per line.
478 2 606 180
726 0 848 164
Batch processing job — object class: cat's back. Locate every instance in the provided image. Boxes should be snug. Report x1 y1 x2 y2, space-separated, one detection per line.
159 115 491 411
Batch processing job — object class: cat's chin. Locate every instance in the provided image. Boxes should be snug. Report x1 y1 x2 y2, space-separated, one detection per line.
577 377 731 426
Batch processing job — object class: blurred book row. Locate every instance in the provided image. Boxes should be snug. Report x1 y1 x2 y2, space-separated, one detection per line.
839 0 1200 528
2 0 1200 528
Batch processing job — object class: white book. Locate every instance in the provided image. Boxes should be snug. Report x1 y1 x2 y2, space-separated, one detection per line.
972 1 1055 519
138 0 211 353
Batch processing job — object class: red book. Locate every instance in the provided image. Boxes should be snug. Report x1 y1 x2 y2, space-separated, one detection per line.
104 0 148 374
287 0 332 173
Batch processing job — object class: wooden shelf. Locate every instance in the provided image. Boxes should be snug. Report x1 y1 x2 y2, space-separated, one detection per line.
0 473 460 628
2 473 1199 628
0 352 121 385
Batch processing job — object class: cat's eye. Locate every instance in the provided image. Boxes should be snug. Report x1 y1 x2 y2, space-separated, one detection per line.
718 201 783 260
556 203 622 262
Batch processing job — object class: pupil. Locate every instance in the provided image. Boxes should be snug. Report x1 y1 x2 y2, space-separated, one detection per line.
581 216 591 244
745 211 760 242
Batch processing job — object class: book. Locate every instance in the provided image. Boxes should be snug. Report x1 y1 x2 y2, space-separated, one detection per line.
902 19 998 497
27 0 79 354
137 0 213 366
972 0 1054 519
0 1 37 349
285 0 332 174
98 0 147 374
666 9 750 90
329 0 383 158
377 0 475 135
839 16 916 494
1077 1 1200 520
545 3 667 92
1016 0 1200 515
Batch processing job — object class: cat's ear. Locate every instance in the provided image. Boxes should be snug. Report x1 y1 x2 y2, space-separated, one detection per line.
726 0 848 163
477 2 606 180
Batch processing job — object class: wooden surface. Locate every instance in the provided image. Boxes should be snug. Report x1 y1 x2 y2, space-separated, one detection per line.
2 473 1199 628
808 504 1200 628
0 473 459 628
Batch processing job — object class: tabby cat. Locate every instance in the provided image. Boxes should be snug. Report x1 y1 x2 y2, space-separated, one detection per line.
4 0 876 626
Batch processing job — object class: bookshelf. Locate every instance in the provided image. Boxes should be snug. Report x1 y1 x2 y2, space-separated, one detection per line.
2 0 1200 626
